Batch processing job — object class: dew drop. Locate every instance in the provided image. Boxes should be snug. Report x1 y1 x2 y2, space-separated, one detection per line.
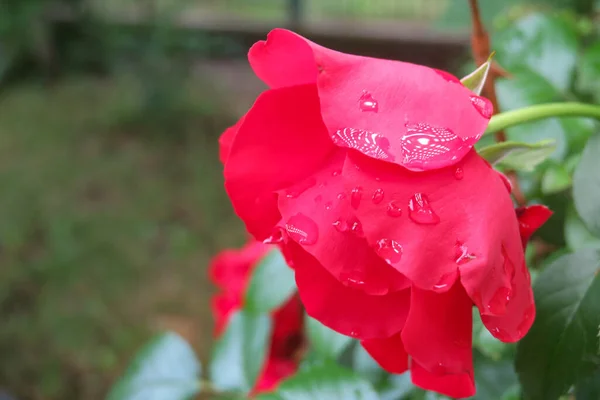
490 327 513 342
285 177 316 198
351 186 363 209
372 188 385 204
314 194 323 203
375 238 403 264
517 304 535 336
433 270 458 293
337 192 346 200
349 331 359 338
454 167 464 180
349 217 364 237
431 362 449 374
285 213 319 245
332 170 341 177
340 270 366 290
470 95 494 119
454 241 476 265
401 122 467 170
386 200 403 218
359 91 379 112
486 286 512 315
324 201 333 211
408 193 440 224
332 127 395 161
333 219 349 232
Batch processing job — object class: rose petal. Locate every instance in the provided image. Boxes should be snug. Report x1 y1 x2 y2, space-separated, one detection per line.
270 295 305 359
288 242 411 339
249 28 318 88
252 358 298 395
211 293 240 336
277 151 409 295
411 360 475 399
361 333 409 374
401 282 473 375
208 241 267 290
224 84 335 239
219 116 245 164
342 150 520 297
516 205 553 248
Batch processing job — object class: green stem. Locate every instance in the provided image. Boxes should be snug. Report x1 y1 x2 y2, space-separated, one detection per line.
485 102 600 135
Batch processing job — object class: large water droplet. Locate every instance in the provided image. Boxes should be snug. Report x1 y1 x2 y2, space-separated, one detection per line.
455 241 476 265
454 167 464 180
470 95 493 119
285 177 316 198
386 201 403 218
408 193 440 224
332 128 395 161
333 219 349 232
349 217 364 237
351 186 363 209
285 214 319 245
263 228 286 245
340 270 366 290
433 270 458 293
372 188 385 204
359 91 379 112
486 286 512 315
517 305 535 336
376 238 403 264
401 122 467 170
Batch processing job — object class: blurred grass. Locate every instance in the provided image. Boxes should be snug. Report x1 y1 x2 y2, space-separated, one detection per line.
0 74 245 399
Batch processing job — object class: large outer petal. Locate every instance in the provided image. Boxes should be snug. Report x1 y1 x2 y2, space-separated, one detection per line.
277 151 409 296
287 242 411 339
401 283 473 376
411 361 475 399
224 84 335 239
248 29 491 171
219 116 245 165
361 333 409 374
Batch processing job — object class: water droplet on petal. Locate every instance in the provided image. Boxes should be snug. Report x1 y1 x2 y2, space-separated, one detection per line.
372 188 385 204
433 270 458 293
359 91 379 113
431 363 449 374
263 228 286 244
285 214 319 245
349 217 364 237
517 304 535 337
455 241 476 265
337 192 346 200
454 167 464 180
332 170 341 177
314 195 323 203
386 200 403 217
349 331 359 338
375 238 403 264
340 270 367 290
408 193 440 225
401 122 467 170
333 219 349 232
486 287 512 315
470 95 494 119
324 201 333 211
332 128 395 161
490 327 513 342
285 177 316 198
351 186 363 209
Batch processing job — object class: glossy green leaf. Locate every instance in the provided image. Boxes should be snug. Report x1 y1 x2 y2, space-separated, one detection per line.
460 55 494 95
271 363 380 400
515 249 600 400
306 315 352 361
478 140 555 169
210 311 271 393
471 352 519 400
106 332 201 400
576 368 600 400
541 163 572 194
573 133 600 236
245 248 296 314
565 206 600 251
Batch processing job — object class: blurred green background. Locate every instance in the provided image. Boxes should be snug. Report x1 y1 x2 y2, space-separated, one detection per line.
0 0 598 399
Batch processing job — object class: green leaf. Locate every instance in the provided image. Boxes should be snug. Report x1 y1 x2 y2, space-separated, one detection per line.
478 140 556 169
541 163 572 194
576 368 600 400
306 315 352 361
379 374 415 400
577 41 600 103
352 344 386 385
515 249 600 400
272 363 380 400
565 206 600 251
573 133 600 236
210 311 272 393
245 248 296 314
471 352 518 400
460 55 494 95
106 332 201 400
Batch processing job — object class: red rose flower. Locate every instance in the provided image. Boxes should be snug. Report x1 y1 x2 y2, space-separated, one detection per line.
220 29 551 397
209 240 304 394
